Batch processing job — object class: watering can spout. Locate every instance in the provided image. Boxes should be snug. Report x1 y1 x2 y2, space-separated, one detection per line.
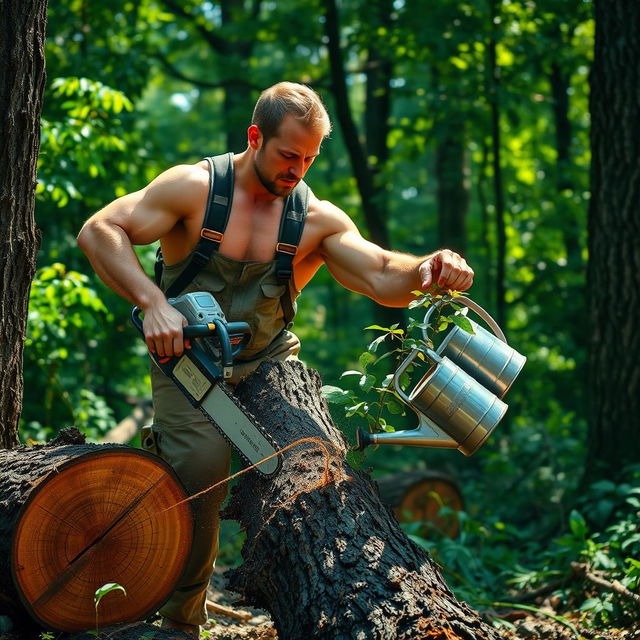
356 419 458 451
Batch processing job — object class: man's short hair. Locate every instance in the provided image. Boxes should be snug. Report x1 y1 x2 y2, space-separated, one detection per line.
252 82 332 142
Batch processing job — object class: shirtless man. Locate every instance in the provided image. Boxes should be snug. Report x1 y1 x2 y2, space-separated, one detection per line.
78 82 473 637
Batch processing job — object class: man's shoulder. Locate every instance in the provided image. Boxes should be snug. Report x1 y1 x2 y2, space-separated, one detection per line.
149 161 210 206
306 191 354 230
159 160 209 188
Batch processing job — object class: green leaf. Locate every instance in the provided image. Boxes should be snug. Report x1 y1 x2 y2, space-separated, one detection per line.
340 370 362 378
451 315 475 334
569 510 588 539
320 385 352 405
359 374 376 392
368 334 387 353
358 351 376 370
408 297 428 309
365 324 391 332
345 401 368 417
579 597 603 612
94 582 126 608
386 400 405 415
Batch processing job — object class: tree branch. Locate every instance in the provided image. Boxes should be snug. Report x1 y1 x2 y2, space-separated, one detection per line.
159 0 227 53
152 52 257 90
571 562 640 606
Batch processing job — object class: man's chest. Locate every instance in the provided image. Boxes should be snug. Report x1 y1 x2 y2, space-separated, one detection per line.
216 195 284 262
166 194 285 264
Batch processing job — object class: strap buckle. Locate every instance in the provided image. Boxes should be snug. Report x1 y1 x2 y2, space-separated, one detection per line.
201 228 224 243
276 242 297 256
276 268 293 282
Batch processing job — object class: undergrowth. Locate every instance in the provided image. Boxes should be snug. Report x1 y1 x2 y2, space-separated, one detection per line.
320 292 640 632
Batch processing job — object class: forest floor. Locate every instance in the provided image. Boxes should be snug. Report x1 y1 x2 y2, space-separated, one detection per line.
202 567 639 640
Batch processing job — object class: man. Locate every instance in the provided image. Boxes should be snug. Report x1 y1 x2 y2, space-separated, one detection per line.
78 81 473 637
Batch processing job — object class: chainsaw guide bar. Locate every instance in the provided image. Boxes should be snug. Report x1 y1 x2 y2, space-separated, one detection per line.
131 293 281 478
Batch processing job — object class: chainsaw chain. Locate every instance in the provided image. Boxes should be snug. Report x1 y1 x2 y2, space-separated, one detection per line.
196 382 282 478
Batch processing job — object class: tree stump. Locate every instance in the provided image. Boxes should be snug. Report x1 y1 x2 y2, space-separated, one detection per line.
0 428 192 633
223 360 501 640
376 471 464 538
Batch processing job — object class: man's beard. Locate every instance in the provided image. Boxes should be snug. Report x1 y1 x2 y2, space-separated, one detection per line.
253 156 298 198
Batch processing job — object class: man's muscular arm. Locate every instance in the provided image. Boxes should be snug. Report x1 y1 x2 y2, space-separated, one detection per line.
316 201 474 307
77 164 203 356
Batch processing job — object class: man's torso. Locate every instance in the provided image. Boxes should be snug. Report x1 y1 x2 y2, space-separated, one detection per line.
160 158 327 292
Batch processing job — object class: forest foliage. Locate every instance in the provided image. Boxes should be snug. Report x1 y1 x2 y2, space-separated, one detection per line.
22 0 639 632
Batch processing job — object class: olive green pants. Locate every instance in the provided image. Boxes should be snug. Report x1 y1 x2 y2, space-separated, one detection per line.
144 331 300 625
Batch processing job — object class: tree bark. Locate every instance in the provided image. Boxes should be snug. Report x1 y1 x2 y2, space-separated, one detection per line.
222 360 501 640
435 121 470 257
487 0 506 330
585 0 640 480
0 0 47 448
0 428 192 634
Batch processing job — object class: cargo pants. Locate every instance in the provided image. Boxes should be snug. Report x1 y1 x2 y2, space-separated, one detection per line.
143 330 300 625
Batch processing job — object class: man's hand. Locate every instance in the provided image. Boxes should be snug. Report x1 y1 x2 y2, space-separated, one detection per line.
419 249 474 292
142 301 190 357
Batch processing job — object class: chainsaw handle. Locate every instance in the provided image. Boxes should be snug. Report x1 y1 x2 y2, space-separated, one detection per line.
225 322 252 356
183 324 218 338
132 307 220 340
131 306 144 334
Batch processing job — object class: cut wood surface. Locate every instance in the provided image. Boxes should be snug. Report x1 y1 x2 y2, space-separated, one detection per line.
376 470 464 538
0 428 192 633
222 360 502 640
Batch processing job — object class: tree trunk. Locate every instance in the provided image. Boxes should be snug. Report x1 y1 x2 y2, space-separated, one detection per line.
222 360 501 640
435 122 470 257
0 428 192 634
0 0 47 448
585 0 640 481
220 0 256 153
324 0 406 331
487 0 506 329
549 59 583 269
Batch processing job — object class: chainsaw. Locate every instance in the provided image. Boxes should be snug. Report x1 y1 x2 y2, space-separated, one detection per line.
131 292 281 477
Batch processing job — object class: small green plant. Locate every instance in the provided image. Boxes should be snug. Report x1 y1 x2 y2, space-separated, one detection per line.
94 582 127 634
321 290 473 445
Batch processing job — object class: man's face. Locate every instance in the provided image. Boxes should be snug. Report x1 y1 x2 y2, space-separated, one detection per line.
252 114 323 198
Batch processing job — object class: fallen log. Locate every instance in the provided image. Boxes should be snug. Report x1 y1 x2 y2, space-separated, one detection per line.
376 470 464 538
0 428 192 634
223 360 502 640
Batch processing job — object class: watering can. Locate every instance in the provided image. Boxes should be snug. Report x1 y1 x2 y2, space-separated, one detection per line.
356 297 526 456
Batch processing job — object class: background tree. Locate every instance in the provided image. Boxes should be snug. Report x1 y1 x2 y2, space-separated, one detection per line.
585 0 640 480
0 0 48 448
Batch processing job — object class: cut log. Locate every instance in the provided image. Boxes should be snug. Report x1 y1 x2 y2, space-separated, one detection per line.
376 470 464 538
223 360 502 640
0 428 192 633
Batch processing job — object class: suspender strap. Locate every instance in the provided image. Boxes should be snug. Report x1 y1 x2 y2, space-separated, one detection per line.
276 181 309 324
160 153 234 299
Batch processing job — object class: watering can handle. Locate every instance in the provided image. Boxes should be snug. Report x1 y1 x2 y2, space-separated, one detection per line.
422 296 507 343
393 347 439 405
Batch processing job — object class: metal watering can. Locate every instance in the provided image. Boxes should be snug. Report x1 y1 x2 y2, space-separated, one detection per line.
356 297 526 456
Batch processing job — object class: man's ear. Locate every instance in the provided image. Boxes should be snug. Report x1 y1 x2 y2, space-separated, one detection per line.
248 124 262 150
